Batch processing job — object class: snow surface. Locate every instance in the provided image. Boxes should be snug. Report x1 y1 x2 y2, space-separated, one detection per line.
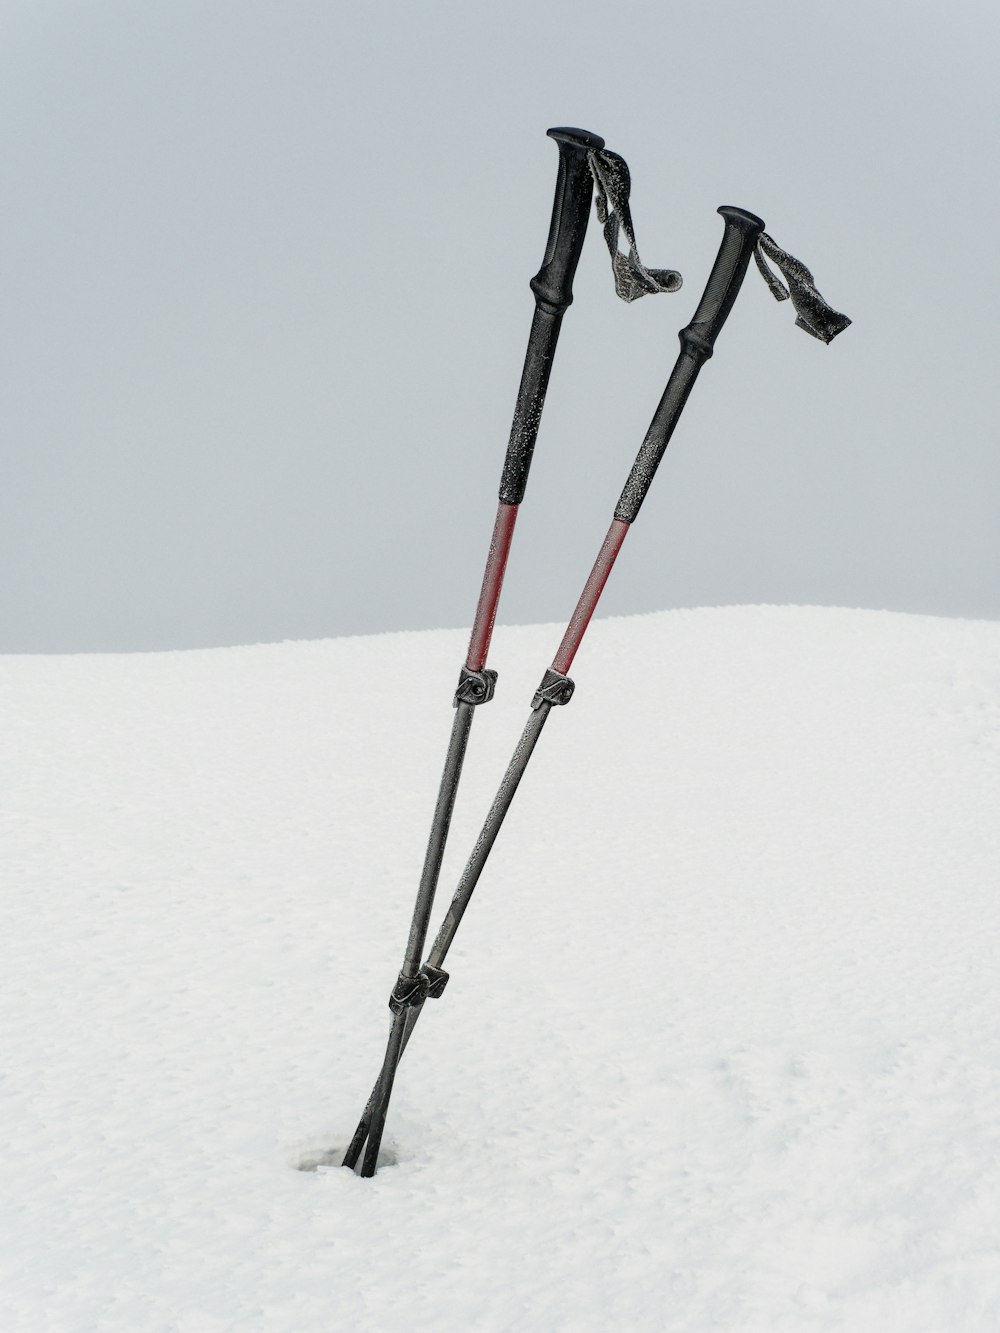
2 605 999 1332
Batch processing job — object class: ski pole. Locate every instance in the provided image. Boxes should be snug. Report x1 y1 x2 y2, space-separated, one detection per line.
341 126 605 1174
345 205 850 1175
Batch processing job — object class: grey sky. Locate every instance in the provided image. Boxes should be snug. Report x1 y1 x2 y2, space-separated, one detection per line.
2 0 997 652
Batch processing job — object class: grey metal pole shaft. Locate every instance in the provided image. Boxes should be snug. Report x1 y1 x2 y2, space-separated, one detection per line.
341 700 475 1173
403 701 475 975
343 702 555 1170
427 703 552 969
359 706 550 1175
360 1009 407 1177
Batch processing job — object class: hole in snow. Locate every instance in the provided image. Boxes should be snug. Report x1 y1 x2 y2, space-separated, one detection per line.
295 1144 400 1173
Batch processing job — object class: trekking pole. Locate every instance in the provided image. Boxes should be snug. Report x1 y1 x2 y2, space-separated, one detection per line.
340 126 604 1174
345 205 850 1175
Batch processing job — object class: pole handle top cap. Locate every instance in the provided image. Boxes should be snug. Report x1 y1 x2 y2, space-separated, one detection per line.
546 126 606 152
716 205 766 234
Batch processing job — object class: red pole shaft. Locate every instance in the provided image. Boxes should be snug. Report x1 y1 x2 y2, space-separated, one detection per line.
551 518 630 676
465 501 519 672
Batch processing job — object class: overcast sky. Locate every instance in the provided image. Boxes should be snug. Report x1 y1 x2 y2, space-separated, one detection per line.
2 0 997 653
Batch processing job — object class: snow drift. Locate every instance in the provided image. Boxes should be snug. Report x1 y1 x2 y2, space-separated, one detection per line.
2 606 999 1331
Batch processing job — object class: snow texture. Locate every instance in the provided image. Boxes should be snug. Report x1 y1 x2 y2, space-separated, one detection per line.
2 606 999 1332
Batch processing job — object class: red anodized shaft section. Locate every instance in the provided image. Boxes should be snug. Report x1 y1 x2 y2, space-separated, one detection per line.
551 518 630 676
465 501 519 672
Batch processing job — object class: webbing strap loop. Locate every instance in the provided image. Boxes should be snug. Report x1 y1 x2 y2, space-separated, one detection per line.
753 232 852 343
588 149 683 303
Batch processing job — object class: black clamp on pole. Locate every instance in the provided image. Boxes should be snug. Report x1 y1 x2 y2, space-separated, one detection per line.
531 668 576 710
454 666 498 708
388 965 450 1015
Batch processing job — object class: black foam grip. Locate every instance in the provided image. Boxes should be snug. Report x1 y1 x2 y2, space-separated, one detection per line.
529 127 605 313
614 206 766 524
680 207 765 359
499 128 604 505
